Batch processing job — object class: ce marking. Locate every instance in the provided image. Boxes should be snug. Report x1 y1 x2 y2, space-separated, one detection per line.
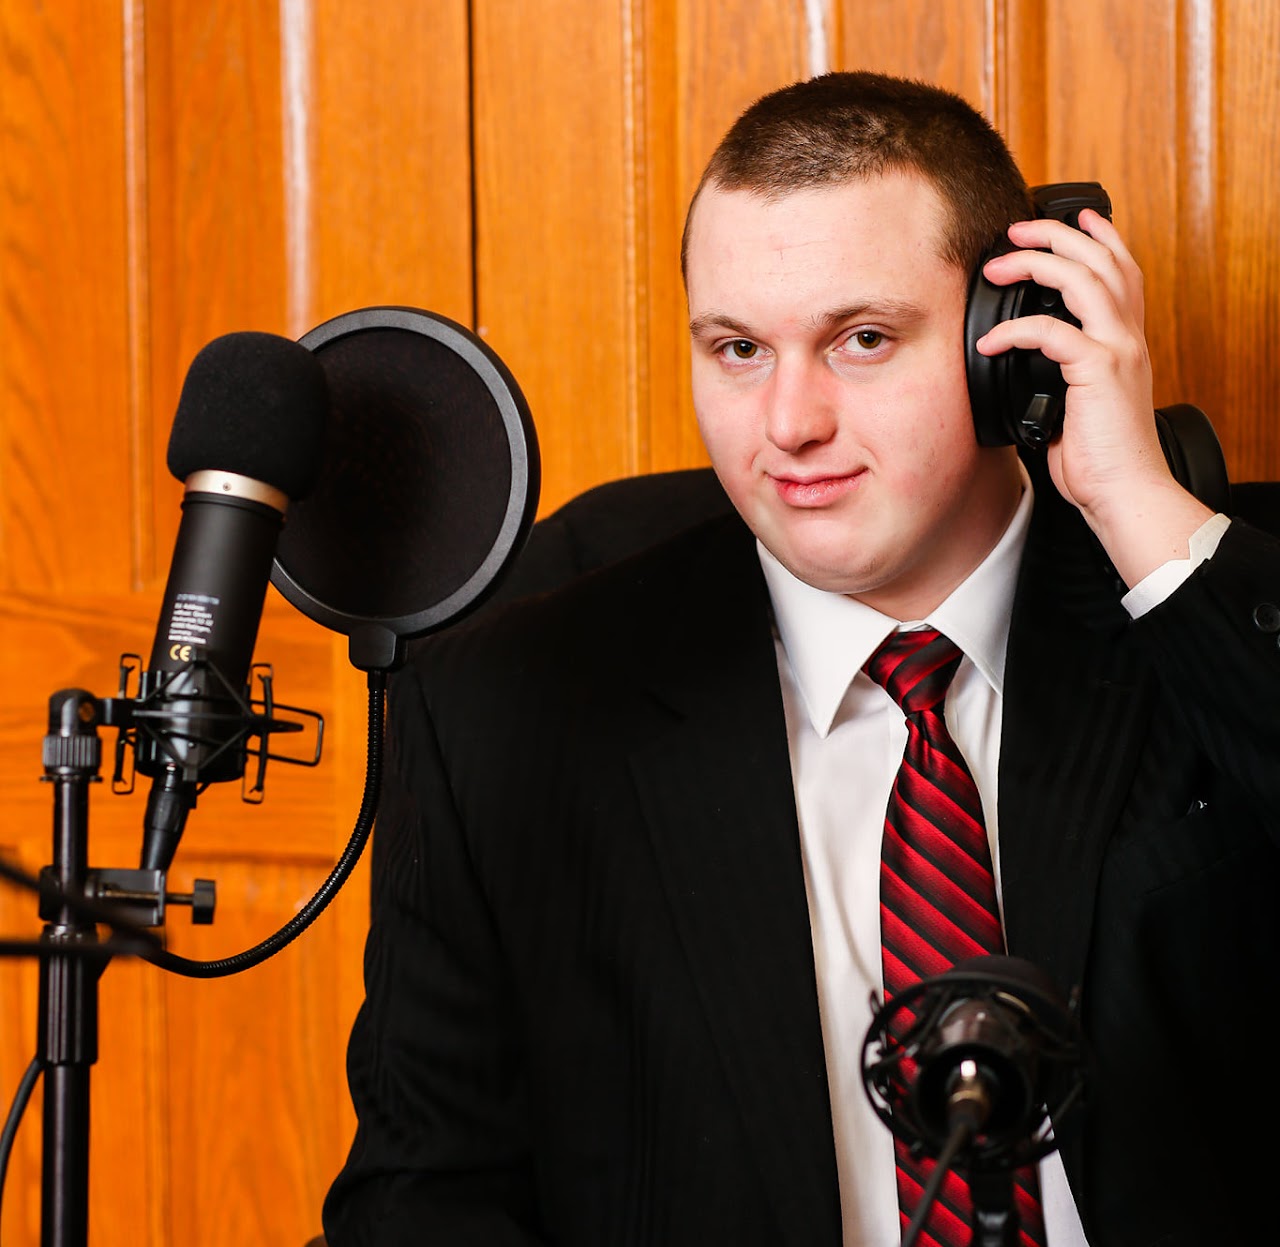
169 643 193 663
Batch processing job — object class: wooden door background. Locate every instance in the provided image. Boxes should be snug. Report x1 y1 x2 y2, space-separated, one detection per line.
1 2 1276 1243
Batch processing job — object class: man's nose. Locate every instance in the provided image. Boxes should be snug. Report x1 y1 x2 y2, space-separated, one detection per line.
764 359 839 453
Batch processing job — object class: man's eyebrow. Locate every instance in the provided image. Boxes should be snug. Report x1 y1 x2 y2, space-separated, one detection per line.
688 311 754 339
688 299 930 340
808 299 929 330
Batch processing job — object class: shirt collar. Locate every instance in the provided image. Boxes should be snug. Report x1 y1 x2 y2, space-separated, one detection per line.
758 465 1034 738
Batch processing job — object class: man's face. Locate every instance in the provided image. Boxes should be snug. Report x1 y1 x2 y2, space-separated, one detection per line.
685 172 1021 619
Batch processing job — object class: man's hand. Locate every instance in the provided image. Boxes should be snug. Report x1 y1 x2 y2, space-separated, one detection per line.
975 210 1214 587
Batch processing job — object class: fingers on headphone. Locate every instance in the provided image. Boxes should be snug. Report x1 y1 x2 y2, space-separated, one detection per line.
975 310 1083 364
1004 216 1138 298
983 240 1137 331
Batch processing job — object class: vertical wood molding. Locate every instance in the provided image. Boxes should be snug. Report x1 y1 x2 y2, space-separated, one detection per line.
628 0 677 475
805 0 833 75
1173 0 1222 419
123 0 154 591
1220 0 1280 477
622 0 644 477
988 0 1049 180
280 0 314 339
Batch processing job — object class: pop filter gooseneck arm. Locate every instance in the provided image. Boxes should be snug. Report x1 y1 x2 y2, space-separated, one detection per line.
135 669 386 978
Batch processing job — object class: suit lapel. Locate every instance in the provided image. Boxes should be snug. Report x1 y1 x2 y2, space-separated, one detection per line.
625 519 842 1247
997 468 1156 1000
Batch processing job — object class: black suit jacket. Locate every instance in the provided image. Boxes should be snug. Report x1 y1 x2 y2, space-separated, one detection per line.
325 467 1280 1247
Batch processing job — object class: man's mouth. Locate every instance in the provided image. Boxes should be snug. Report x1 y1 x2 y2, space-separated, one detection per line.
768 469 866 507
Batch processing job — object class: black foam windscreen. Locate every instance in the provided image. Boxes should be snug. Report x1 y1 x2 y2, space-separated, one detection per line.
168 331 330 498
270 307 540 672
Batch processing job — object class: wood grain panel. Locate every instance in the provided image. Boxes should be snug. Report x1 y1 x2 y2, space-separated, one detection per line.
834 0 991 108
141 1 291 579
1216 0 1280 480
0 1 134 595
674 0 812 219
0 863 43 1247
309 0 474 333
989 0 1049 180
1035 0 1280 482
1038 1 1187 438
471 0 637 514
158 857 358 1246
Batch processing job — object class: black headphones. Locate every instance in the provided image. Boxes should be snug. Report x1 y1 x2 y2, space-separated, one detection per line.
964 182 1230 513
965 181 1112 449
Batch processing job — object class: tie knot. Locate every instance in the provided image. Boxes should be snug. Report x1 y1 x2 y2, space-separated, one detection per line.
863 628 963 717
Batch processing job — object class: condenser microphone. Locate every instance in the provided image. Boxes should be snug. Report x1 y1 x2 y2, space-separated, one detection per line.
136 331 329 872
861 957 1087 1246
862 955 1087 1169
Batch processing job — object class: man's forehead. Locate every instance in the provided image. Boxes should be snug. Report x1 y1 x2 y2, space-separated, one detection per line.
684 174 960 319
685 173 953 268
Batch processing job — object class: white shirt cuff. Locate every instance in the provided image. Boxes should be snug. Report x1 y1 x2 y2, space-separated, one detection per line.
1121 513 1232 619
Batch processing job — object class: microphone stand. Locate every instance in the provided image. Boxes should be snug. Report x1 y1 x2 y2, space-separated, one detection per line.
3 661 347 1247
38 688 106 1247
969 1169 1019 1247
900 1099 1019 1247
9 687 218 1247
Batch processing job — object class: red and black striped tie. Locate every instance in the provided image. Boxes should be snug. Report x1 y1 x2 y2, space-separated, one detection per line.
865 628 1046 1247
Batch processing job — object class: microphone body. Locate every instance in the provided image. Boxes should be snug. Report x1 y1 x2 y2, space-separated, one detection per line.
862 955 1086 1171
136 478 286 870
135 332 329 872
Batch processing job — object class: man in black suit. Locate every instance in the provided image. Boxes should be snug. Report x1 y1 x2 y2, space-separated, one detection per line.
324 73 1280 1246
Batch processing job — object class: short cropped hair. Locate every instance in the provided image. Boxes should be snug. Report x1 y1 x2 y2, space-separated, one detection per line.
682 71 1032 279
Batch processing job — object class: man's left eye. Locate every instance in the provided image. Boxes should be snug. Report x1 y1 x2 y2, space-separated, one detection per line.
852 330 884 350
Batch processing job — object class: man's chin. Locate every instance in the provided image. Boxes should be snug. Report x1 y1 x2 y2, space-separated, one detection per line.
767 543 884 597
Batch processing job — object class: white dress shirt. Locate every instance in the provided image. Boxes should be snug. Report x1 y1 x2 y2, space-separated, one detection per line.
757 474 1229 1247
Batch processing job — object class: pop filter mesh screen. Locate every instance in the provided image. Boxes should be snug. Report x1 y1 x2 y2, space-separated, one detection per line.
275 326 513 621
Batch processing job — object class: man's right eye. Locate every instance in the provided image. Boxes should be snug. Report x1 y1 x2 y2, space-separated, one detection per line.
724 340 758 360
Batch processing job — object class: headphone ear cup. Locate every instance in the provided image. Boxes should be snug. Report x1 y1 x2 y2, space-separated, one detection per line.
966 182 1112 451
965 249 1070 450
966 244 1020 447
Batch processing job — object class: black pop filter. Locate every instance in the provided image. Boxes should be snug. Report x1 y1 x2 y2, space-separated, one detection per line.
270 306 540 671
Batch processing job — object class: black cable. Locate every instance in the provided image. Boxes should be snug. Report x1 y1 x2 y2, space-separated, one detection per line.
137 670 386 979
901 1118 974 1247
0 1056 42 1223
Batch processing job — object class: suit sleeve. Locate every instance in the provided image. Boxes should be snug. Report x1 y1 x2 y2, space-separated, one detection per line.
322 663 549 1246
1134 516 1280 815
